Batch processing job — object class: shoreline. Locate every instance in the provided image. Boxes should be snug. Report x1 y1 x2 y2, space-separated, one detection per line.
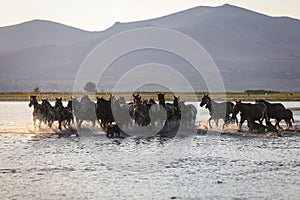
1 92 300 102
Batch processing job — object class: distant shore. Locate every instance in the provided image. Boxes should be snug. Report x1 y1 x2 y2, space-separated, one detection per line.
1 92 300 102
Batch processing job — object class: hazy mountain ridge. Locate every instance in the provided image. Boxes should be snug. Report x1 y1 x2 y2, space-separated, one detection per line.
0 4 300 92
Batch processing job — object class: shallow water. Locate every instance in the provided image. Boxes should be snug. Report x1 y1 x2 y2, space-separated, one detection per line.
0 102 300 199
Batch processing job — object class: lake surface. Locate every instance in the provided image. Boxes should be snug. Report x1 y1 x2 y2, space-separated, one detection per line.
0 101 300 199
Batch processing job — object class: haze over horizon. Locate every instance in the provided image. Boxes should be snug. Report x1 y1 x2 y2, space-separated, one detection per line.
1 0 300 31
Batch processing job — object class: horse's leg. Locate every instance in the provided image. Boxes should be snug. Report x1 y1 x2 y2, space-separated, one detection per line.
48 119 52 128
207 117 212 129
275 119 282 129
238 117 245 132
285 119 292 129
222 119 226 129
58 120 62 130
33 117 37 130
215 119 219 127
38 120 42 129
77 119 82 129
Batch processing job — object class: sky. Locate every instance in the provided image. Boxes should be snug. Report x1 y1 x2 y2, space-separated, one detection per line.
1 0 300 31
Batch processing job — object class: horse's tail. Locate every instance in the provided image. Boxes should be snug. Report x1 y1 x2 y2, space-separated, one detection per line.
291 112 295 123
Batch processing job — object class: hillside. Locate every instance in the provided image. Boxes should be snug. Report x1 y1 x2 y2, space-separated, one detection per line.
0 4 299 92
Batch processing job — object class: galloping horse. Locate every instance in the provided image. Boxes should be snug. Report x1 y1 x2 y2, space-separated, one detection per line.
28 95 45 129
54 98 73 130
157 93 178 124
96 97 114 128
113 97 132 128
132 94 151 126
41 99 57 128
200 94 234 128
72 96 97 128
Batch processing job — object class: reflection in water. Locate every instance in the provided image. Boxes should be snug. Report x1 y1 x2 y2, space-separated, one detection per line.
0 102 300 199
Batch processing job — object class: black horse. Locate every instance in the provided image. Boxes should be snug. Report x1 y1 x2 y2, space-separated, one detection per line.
132 94 151 127
148 98 167 128
41 99 57 129
71 96 97 129
232 100 268 131
96 97 114 128
157 93 179 123
112 97 132 128
28 95 46 129
255 99 285 121
180 100 197 126
54 98 74 130
274 109 294 129
200 94 234 128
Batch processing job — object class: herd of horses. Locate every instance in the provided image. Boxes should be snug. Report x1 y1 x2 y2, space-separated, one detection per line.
28 93 197 136
199 94 294 133
28 93 295 137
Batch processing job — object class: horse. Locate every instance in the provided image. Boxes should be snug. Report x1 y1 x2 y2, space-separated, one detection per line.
247 120 278 133
112 96 132 128
247 120 266 133
41 99 57 129
180 100 197 126
96 97 114 128
148 98 167 128
72 96 97 128
157 93 178 125
232 100 268 131
172 96 181 121
66 99 75 125
54 98 74 130
199 94 234 128
255 99 285 121
274 109 294 129
132 94 151 126
28 95 45 129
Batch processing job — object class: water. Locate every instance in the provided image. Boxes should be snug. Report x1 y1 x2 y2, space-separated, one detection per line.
0 102 300 199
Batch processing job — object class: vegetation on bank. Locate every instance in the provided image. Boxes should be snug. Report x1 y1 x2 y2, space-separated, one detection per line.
0 92 300 102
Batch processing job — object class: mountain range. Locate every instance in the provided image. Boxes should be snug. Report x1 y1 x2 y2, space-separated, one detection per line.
0 4 300 92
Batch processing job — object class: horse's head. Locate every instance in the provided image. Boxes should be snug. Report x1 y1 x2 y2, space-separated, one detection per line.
119 97 126 104
81 95 90 102
55 97 63 108
232 100 242 119
200 94 210 107
148 98 156 105
157 93 165 105
255 99 263 103
173 96 179 108
41 99 51 109
67 99 72 109
28 95 37 107
142 99 148 105
133 94 141 104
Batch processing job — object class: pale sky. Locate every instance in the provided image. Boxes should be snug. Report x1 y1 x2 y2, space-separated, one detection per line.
1 0 300 31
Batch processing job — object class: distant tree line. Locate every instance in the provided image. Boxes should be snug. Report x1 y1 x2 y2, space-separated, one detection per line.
244 89 280 95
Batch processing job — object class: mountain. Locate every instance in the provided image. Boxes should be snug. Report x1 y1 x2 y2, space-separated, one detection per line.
0 4 300 92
